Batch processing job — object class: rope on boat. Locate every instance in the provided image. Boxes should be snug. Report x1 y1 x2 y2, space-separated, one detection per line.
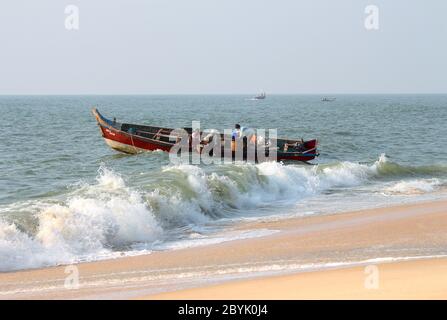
130 133 138 154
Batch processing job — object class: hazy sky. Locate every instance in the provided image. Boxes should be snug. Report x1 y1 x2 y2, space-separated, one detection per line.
1 0 446 94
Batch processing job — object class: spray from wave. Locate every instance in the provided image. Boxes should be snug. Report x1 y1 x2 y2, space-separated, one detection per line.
0 168 162 271
383 179 442 195
0 155 446 271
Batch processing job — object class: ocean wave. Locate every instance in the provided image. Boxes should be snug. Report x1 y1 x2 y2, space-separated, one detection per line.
0 168 162 271
0 219 71 271
383 178 442 195
0 155 446 271
372 154 447 177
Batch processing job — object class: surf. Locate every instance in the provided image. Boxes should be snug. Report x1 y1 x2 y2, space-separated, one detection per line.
0 155 446 272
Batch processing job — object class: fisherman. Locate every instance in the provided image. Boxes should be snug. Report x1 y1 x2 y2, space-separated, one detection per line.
231 124 242 152
232 124 252 158
232 124 243 139
234 125 257 142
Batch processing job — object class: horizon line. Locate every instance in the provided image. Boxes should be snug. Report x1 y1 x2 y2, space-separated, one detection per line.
1 92 447 96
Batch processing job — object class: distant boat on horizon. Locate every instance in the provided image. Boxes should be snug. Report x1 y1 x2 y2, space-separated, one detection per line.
321 97 336 102
253 92 266 100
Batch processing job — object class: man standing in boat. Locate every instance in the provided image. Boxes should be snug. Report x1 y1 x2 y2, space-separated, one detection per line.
232 124 252 160
231 124 244 151
232 124 243 139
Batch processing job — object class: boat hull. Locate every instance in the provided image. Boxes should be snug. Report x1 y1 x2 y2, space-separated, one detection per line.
99 125 171 154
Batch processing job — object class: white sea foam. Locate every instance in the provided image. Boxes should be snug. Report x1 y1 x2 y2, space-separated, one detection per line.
0 155 445 271
0 167 162 271
152 228 279 251
384 178 441 195
0 219 67 271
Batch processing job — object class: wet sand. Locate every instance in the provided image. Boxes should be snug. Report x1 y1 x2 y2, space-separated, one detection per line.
146 258 447 300
1 199 447 299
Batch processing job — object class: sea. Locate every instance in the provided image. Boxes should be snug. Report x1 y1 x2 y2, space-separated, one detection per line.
1 94 446 272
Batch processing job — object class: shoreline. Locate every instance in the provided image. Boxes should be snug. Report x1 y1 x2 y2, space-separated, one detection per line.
1 198 447 299
145 257 447 300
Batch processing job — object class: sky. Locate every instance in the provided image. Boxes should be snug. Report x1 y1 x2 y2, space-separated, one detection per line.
0 0 446 94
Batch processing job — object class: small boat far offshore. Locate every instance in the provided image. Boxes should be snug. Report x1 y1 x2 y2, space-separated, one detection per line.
92 108 319 163
321 97 336 102
253 92 266 100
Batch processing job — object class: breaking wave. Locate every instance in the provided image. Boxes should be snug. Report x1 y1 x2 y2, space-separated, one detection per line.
0 168 162 271
0 155 446 271
383 179 442 195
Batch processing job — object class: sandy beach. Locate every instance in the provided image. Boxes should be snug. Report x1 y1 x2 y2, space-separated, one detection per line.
148 258 447 300
1 198 447 299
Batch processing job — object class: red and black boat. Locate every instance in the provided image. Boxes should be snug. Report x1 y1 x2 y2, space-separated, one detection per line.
92 108 319 163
